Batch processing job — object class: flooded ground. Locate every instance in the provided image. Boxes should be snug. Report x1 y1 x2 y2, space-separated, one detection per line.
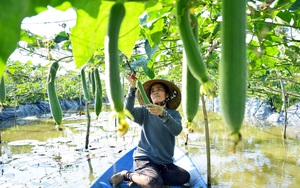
0 107 299 188
185 112 300 188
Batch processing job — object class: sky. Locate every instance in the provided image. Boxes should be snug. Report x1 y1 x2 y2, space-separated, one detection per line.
21 6 76 38
9 7 78 73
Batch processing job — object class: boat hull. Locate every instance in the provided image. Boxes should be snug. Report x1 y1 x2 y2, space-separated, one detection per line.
91 146 207 188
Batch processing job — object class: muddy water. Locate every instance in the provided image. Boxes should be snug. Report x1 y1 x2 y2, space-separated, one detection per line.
187 111 300 188
0 108 299 188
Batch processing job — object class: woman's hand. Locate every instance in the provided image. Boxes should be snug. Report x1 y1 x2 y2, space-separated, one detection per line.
146 104 164 116
126 73 137 88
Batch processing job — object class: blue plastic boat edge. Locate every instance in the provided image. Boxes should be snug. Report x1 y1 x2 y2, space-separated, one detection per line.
90 146 207 188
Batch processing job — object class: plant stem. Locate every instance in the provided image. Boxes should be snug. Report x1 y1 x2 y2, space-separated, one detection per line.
201 95 211 186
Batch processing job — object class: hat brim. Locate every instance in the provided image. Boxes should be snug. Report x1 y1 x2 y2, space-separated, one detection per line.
137 79 181 109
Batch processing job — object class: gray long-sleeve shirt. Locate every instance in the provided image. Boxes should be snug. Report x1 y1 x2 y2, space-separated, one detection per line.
125 87 182 164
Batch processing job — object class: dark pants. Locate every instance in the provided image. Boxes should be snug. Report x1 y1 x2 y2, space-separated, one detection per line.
133 158 190 187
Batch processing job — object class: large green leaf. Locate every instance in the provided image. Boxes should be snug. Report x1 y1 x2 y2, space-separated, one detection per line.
0 0 107 79
120 2 145 58
276 10 293 23
0 0 75 78
289 0 300 10
0 0 38 78
145 39 159 59
71 1 145 69
139 5 170 47
20 30 38 44
70 0 105 69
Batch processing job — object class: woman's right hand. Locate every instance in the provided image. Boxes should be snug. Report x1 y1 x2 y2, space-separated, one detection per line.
127 73 137 88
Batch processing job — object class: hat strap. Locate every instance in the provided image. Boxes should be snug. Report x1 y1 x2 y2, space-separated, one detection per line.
154 90 178 106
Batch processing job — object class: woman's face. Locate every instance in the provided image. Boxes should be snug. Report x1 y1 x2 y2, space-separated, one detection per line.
150 83 169 104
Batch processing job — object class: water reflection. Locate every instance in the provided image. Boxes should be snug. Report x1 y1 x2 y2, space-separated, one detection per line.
0 108 299 187
188 111 300 188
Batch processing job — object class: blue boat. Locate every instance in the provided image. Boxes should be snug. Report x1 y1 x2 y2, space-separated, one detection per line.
91 146 207 188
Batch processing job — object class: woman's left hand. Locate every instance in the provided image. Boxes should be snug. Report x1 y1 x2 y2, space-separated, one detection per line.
146 104 164 116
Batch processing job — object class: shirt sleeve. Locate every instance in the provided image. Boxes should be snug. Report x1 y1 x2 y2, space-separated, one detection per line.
159 109 170 123
124 87 146 125
160 109 182 136
124 87 137 112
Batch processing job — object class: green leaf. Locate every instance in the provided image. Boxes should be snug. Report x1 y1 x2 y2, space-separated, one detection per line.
54 31 69 43
0 0 35 78
140 6 170 46
273 0 295 10
142 64 155 79
289 45 300 52
70 0 105 69
289 0 300 10
267 35 282 44
71 1 145 69
265 45 279 57
150 30 164 45
131 57 147 70
130 57 154 79
20 30 38 44
145 40 159 59
0 0 72 78
276 10 293 23
120 2 145 58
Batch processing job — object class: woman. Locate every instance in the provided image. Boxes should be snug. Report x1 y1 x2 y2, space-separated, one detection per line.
110 76 190 188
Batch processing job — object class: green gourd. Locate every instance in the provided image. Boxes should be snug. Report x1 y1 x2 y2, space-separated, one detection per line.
137 80 151 105
0 75 6 104
94 68 102 118
105 1 133 136
220 0 247 150
176 0 214 97
182 14 200 124
47 61 63 126
81 66 91 102
105 1 125 113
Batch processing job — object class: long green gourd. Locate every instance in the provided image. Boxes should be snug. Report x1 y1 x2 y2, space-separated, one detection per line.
105 1 125 113
47 61 63 128
137 80 151 104
105 1 133 136
182 13 200 124
81 66 91 102
89 71 96 96
94 68 102 119
0 75 6 104
176 0 214 97
220 0 247 152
